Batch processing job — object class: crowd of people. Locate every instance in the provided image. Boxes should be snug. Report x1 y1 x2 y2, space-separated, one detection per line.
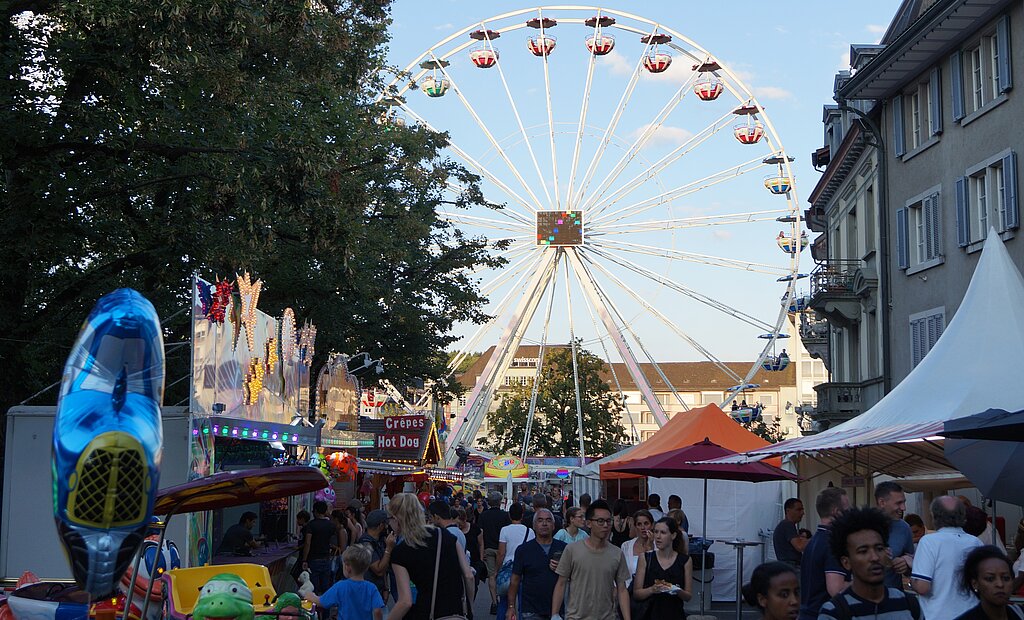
284 482 1024 620
289 487 697 620
757 481 1024 619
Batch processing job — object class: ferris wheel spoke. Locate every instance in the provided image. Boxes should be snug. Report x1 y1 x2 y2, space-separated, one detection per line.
448 250 548 373
567 248 675 424
590 238 791 276
577 70 699 215
579 249 745 385
400 104 537 223
564 14 604 212
589 208 791 235
570 29 658 210
576 264 640 443
585 109 735 219
562 257 588 460
592 152 773 227
431 52 546 212
447 249 560 457
536 13 561 210
587 244 776 332
478 247 543 296
438 210 531 233
521 263 558 458
482 22 554 209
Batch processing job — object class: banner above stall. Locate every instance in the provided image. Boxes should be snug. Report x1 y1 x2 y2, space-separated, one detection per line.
190 274 315 424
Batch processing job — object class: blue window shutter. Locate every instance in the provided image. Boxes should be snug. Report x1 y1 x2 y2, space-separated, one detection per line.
893 96 906 157
997 16 1012 93
929 67 942 135
950 51 965 121
1004 151 1019 229
897 207 909 269
955 176 969 247
927 192 941 259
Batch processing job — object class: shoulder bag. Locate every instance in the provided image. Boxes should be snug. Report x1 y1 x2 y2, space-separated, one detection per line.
495 526 530 596
430 529 468 620
628 551 654 620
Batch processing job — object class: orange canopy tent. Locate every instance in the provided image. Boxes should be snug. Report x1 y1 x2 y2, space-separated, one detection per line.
600 403 780 479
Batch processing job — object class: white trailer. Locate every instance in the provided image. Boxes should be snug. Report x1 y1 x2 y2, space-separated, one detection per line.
1 406 190 580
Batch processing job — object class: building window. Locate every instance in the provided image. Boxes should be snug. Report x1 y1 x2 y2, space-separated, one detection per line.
897 189 941 269
639 411 654 425
952 16 1012 121
908 89 922 148
504 375 530 386
641 430 656 441
956 152 1019 246
910 308 945 368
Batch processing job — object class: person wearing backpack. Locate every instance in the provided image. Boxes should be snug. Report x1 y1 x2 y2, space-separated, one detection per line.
817 507 921 620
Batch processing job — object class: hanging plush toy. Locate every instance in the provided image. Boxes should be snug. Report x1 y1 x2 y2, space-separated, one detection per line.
192 574 254 620
52 288 164 598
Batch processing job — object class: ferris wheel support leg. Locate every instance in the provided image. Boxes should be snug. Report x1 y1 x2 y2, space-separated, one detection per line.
444 248 559 464
564 248 669 427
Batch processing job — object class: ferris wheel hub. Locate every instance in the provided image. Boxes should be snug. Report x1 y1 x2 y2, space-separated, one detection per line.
535 210 584 247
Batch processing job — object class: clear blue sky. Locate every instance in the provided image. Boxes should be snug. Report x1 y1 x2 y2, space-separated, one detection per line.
382 2 901 366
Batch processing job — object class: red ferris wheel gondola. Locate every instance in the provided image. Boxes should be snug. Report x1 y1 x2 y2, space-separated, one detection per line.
694 75 723 101
640 33 673 74
583 15 615 55
526 16 557 57
468 29 500 68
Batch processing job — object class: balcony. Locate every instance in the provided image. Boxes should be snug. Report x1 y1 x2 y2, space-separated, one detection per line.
812 381 864 426
809 378 885 430
809 260 862 326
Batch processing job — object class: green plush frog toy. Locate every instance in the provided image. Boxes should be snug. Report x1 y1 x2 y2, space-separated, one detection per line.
273 592 313 620
192 574 254 620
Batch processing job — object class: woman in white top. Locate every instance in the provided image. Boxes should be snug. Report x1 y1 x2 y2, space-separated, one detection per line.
620 509 655 587
555 507 590 544
495 503 533 620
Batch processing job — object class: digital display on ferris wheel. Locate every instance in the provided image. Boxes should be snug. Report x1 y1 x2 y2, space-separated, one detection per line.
535 210 583 246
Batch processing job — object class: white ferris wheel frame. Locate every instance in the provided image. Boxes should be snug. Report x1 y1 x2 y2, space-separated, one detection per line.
383 6 804 465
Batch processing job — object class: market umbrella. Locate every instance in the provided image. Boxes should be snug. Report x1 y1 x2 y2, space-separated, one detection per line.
945 438 1024 506
941 408 1024 441
604 438 798 618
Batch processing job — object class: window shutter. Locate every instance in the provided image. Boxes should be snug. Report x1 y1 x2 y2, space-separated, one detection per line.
892 96 906 157
928 314 943 349
929 67 942 135
997 16 1012 93
1003 151 1019 229
955 176 970 247
896 207 909 269
950 51 965 121
911 319 923 367
927 193 942 259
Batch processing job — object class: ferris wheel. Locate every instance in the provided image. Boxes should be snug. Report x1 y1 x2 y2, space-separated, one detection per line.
383 6 806 464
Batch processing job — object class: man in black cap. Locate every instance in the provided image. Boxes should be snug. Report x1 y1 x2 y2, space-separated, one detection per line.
358 509 395 603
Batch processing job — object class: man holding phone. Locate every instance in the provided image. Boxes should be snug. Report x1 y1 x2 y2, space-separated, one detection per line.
507 508 566 620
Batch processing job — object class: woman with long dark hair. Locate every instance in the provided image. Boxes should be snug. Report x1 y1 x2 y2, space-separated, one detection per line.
632 517 692 619
741 561 799 620
611 499 633 547
388 493 475 620
621 509 655 585
954 545 1024 619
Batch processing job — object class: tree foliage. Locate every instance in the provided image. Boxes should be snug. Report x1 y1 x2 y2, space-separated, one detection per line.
0 0 502 425
483 343 628 457
741 415 789 444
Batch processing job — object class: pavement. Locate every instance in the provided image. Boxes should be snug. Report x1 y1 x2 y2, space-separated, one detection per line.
467 587 763 620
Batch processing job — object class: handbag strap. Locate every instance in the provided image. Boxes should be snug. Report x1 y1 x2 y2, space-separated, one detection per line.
430 529 442 620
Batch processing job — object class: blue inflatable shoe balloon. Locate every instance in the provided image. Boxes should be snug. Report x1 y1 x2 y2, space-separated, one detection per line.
52 288 165 597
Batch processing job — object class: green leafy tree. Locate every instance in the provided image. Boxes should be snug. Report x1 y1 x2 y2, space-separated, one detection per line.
0 1 500 474
483 343 628 457
741 415 789 444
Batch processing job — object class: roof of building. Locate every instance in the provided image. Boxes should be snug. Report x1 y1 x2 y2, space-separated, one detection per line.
839 0 1013 101
457 345 796 391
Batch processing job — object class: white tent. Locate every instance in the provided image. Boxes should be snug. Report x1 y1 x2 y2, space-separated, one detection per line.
720 230 1024 477
571 446 636 500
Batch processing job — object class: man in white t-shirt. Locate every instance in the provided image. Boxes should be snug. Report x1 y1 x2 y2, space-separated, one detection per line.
911 496 983 620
